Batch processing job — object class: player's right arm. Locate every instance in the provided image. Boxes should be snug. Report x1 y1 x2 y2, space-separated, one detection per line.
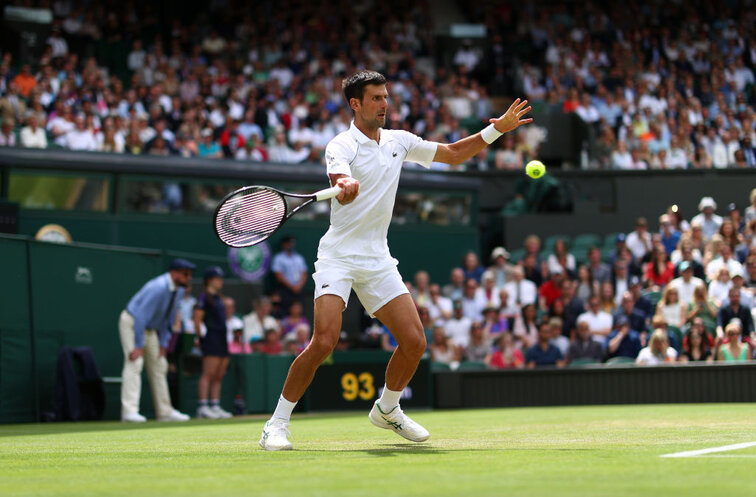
325 139 359 205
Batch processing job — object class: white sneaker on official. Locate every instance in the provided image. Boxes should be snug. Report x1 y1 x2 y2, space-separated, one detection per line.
121 412 147 423
210 405 233 419
259 418 293 451
158 409 190 422
197 405 220 419
369 401 430 442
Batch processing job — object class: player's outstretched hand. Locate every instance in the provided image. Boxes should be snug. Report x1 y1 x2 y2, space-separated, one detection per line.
335 177 360 205
491 98 533 133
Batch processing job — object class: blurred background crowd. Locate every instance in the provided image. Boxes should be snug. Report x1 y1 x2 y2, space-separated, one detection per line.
1 0 754 170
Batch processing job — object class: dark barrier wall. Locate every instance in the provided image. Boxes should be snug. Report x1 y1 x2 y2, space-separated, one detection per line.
0 234 164 423
434 363 756 409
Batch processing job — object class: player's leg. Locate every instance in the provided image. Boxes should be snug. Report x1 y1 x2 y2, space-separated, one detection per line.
197 356 219 418
260 294 343 450
373 293 427 392
367 294 430 442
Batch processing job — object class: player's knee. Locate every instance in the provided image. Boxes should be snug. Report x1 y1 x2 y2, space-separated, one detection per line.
308 336 337 361
402 328 426 359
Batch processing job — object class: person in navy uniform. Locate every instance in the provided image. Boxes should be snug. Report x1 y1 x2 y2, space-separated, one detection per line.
194 266 232 419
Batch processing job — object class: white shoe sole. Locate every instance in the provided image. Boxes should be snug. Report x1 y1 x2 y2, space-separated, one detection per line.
369 410 430 442
259 439 293 451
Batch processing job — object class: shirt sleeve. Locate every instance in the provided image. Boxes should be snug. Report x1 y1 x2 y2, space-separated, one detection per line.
324 140 353 176
395 130 438 168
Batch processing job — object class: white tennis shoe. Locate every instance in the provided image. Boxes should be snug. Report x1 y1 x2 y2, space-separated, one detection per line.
158 409 190 422
368 401 430 442
197 405 220 419
259 419 293 451
211 405 233 419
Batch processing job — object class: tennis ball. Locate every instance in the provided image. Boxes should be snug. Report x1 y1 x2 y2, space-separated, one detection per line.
525 160 546 179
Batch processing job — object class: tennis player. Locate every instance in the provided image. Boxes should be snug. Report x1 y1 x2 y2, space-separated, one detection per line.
260 70 532 450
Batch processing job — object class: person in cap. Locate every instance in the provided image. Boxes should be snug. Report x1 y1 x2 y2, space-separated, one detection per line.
194 266 232 419
720 269 755 309
119 258 195 422
668 261 705 307
488 246 515 288
690 196 723 242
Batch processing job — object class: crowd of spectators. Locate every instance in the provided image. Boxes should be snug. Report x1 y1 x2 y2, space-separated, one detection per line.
503 0 756 169
0 0 541 172
417 191 756 369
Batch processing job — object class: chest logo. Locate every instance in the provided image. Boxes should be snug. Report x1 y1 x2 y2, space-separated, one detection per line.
392 152 397 157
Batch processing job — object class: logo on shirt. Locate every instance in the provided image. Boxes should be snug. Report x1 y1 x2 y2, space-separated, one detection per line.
392 152 397 157
321 284 330 289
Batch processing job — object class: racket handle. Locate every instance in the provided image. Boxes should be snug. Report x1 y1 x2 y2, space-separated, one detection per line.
314 185 342 201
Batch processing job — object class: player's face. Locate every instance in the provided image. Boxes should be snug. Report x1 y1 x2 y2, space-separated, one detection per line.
356 84 388 128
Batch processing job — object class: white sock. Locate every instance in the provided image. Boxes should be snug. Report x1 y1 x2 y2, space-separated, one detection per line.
271 395 297 422
378 385 402 412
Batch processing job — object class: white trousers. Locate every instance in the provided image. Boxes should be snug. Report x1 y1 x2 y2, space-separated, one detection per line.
119 310 174 417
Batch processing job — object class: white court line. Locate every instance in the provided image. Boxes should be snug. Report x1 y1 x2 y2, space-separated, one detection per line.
661 441 756 458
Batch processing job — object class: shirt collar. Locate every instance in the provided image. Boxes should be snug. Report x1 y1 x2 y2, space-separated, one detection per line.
349 121 380 145
165 273 177 292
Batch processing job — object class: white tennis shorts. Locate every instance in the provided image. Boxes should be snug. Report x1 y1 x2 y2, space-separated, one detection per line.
312 256 408 316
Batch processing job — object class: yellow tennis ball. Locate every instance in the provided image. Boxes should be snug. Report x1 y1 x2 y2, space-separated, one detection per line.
525 160 546 179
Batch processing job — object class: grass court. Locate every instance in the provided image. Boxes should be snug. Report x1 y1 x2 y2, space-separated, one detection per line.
2 404 756 496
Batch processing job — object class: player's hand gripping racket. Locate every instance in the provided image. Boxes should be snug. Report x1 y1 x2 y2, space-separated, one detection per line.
213 185 342 247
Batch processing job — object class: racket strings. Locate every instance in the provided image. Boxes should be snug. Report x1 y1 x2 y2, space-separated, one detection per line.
215 189 287 246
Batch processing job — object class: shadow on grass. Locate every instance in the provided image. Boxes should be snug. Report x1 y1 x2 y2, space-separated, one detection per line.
296 443 492 457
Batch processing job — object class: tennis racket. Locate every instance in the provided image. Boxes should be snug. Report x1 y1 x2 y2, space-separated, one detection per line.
213 185 342 247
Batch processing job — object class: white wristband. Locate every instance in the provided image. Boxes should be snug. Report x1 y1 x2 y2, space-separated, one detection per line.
480 123 503 144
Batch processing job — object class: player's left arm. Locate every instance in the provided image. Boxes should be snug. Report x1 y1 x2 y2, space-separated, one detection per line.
433 98 533 165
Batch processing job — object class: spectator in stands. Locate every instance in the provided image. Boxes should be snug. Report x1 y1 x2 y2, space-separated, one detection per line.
587 247 611 285
228 328 252 355
488 246 515 288
198 128 222 158
559 279 585 339
654 286 687 329
708 267 733 307
521 253 544 288
258 328 283 355
745 189 756 226
443 267 465 302
411 270 431 308
445 301 472 350
0 119 15 147
668 261 705 307
63 114 97 151
0 83 26 125
578 295 613 347
614 290 650 337
707 244 744 284
505 265 538 310
280 300 309 338
643 245 675 290
679 320 713 363
427 283 453 324
717 320 751 362
636 329 678 365
486 332 524 370
598 281 617 314
523 235 543 264
716 287 754 340
477 271 501 309
549 316 570 357
725 271 755 309
575 265 598 302
607 315 643 361
525 322 565 369
430 324 458 369
513 303 539 350
461 251 485 283
691 197 723 242
461 278 486 322
538 265 564 311
19 114 47 149
568 318 605 364
547 238 576 277
659 214 681 255
494 134 522 170
463 322 491 363
242 296 279 344
380 325 398 352
626 217 653 261
224 297 243 344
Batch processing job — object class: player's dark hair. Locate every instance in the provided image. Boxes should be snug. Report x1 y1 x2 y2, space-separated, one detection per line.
342 70 387 105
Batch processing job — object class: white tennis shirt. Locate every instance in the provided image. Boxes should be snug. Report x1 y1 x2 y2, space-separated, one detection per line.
320 122 438 260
